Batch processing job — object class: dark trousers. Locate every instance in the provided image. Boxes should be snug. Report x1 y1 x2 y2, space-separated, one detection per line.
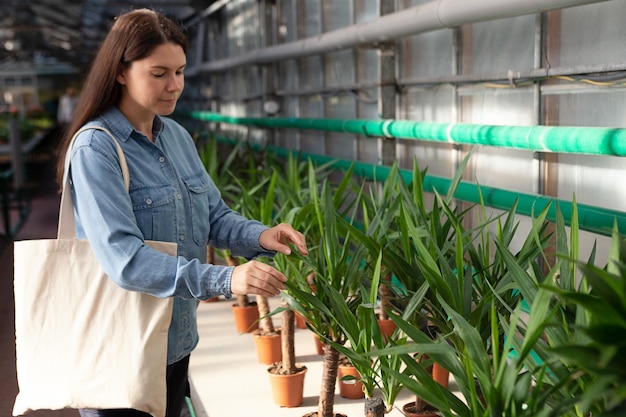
79 355 190 417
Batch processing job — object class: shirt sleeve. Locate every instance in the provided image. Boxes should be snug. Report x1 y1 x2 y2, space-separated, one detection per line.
204 180 274 260
69 130 236 300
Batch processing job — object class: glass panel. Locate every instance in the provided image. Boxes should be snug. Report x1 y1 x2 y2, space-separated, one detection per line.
399 142 455 178
245 66 262 98
460 90 537 193
404 86 455 123
226 0 245 56
355 0 377 23
299 0 321 38
277 128 300 150
277 97 300 150
558 153 626 212
546 90 626 128
278 0 297 43
299 55 323 90
322 0 352 32
278 59 298 92
357 87 378 119
325 50 355 87
474 147 536 194
357 87 379 164
326 95 356 159
460 88 535 126
357 49 378 84
556 2 626 68
400 0 430 7
300 95 324 154
468 15 535 74
400 29 454 79
400 86 456 175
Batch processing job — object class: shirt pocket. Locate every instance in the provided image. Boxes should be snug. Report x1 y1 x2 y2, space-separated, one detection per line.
182 172 210 246
130 184 176 241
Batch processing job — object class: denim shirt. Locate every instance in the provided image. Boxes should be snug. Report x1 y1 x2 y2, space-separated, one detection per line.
68 107 272 364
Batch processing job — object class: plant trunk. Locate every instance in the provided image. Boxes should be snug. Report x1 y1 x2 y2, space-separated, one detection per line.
256 295 275 333
281 302 296 374
379 271 393 320
318 342 340 417
225 253 251 307
306 271 316 291
364 397 385 417
415 394 428 412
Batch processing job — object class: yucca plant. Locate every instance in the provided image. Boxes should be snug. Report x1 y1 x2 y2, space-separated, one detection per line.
321 247 429 416
198 137 255 308
532 201 626 416
362 196 587 416
269 153 328 376
281 162 367 417
356 163 408 324
229 166 280 335
349 153 558 415
371 291 579 417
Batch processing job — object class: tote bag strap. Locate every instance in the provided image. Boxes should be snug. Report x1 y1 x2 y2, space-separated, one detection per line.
58 126 129 240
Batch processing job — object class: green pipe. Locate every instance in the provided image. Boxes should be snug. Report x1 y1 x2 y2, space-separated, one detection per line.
191 111 626 157
211 135 626 237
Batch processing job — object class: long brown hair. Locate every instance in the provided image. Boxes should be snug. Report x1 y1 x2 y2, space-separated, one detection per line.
55 8 189 185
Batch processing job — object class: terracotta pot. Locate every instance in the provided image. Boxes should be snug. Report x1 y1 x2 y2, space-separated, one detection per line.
267 365 307 407
295 311 307 329
314 334 325 355
433 362 450 388
401 401 439 417
201 296 220 303
377 317 397 341
231 302 259 333
337 364 365 399
253 330 282 365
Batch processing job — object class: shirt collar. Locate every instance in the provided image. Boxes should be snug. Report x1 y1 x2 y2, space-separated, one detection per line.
99 107 165 142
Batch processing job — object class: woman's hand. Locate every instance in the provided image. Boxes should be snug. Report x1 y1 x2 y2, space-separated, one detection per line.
230 260 287 297
259 223 308 256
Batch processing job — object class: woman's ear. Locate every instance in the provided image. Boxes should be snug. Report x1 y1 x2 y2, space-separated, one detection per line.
116 71 126 85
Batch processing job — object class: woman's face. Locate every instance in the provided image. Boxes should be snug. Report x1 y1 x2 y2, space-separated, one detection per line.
116 42 186 118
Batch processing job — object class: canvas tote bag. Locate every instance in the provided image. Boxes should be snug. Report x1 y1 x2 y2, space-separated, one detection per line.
13 126 177 417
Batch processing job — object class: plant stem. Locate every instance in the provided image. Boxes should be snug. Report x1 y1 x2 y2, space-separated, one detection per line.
281 302 296 374
318 343 340 417
256 295 275 333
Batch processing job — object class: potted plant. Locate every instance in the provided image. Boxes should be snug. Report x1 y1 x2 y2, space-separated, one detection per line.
198 137 258 324
267 256 308 407
371 196 589 416
545 221 626 415
229 166 283 364
281 162 367 417
321 248 422 417
367 198 611 417
499 199 626 416
346 153 557 415
262 153 332 407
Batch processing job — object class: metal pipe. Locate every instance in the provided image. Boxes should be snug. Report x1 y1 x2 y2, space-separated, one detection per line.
397 61 626 88
211 135 626 237
190 0 609 75
190 111 626 157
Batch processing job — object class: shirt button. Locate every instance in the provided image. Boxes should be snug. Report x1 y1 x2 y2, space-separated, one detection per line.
159 157 165 163
176 193 182 199
179 234 185 241
146 198 153 205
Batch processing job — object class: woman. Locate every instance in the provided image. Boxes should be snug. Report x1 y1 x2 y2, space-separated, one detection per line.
56 8 307 417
